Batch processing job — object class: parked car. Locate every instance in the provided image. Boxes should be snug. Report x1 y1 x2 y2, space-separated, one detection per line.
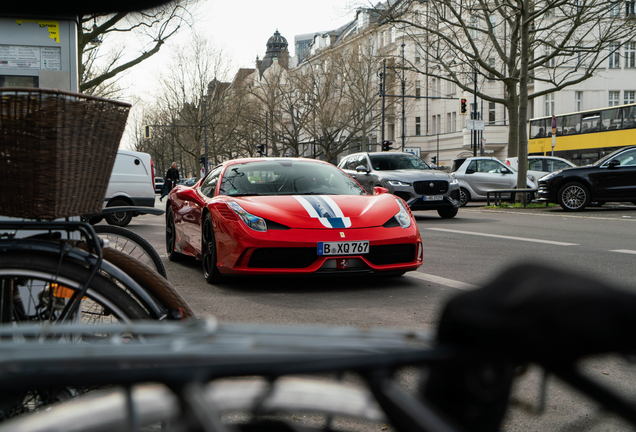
451 157 536 206
179 177 197 187
338 152 461 219
155 177 165 193
166 157 423 283
100 150 156 226
506 156 576 188
537 146 636 211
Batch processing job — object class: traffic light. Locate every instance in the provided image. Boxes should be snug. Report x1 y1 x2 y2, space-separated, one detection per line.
381 140 393 152
257 144 266 156
432 156 437 165
144 125 151 139
460 98 468 115
199 156 206 164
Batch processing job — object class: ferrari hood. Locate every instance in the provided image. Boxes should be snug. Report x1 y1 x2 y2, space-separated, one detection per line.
231 194 402 229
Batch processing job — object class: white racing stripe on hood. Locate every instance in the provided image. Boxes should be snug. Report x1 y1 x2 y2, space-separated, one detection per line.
293 195 352 229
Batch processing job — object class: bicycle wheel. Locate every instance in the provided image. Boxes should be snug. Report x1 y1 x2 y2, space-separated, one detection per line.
93 225 167 279
0 251 153 417
0 250 152 325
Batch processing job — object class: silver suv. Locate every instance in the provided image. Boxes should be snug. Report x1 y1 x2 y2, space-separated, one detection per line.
338 152 461 218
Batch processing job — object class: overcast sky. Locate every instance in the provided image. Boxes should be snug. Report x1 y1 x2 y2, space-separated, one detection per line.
120 0 361 100
118 0 362 147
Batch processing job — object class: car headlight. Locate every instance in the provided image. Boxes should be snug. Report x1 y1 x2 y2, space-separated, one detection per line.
393 198 412 229
387 180 411 187
539 170 562 181
227 201 267 232
450 177 459 185
527 174 535 182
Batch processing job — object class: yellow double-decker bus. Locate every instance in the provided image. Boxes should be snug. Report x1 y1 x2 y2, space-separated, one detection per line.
529 103 636 166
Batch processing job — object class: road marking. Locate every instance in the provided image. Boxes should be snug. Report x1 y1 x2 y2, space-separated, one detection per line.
610 249 636 255
406 271 478 291
426 228 579 246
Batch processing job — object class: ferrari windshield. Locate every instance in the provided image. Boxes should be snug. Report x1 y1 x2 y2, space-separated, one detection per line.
368 153 431 171
219 160 367 196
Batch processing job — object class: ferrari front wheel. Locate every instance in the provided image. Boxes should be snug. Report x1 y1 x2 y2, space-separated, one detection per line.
166 206 185 262
202 213 224 284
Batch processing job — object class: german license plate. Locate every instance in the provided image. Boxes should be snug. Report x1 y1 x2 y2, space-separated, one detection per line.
317 241 369 255
423 195 443 201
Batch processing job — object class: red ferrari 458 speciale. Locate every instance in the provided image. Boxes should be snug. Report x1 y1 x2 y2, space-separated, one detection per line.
166 158 423 283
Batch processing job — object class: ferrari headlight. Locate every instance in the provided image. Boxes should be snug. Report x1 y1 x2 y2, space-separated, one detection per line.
227 201 267 232
393 198 412 229
387 180 411 187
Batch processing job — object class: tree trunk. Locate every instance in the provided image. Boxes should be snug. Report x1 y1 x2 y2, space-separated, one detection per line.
516 0 531 201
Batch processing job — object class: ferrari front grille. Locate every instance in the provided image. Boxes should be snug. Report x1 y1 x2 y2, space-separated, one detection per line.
248 248 317 268
413 180 448 195
367 244 416 265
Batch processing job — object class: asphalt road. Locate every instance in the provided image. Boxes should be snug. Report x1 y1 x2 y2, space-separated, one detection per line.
106 197 636 431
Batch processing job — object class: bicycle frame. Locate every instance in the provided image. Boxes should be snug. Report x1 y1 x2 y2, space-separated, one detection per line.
1 321 635 432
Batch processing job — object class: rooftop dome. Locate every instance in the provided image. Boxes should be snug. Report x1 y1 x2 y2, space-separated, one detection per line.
266 30 288 52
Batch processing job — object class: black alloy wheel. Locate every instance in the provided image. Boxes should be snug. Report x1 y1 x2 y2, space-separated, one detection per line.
202 213 223 284
558 182 590 212
459 188 470 207
166 206 184 262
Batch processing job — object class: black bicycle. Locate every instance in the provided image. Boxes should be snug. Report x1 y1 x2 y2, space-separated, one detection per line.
0 263 634 432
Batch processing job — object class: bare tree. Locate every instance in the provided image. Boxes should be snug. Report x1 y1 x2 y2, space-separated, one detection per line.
143 34 232 176
78 0 195 96
299 48 383 163
381 0 633 193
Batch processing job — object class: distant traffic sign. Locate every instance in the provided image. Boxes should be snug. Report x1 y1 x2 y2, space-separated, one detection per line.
403 147 421 157
466 120 485 130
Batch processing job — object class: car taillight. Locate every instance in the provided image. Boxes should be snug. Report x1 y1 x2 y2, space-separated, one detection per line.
151 158 155 188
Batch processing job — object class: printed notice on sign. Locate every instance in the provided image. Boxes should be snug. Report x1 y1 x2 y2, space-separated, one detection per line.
0 45 61 71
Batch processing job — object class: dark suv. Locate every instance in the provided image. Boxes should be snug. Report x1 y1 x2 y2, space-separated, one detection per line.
537 146 636 211
338 152 461 218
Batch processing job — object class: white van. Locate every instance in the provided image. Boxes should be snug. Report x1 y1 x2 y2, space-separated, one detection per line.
97 150 156 226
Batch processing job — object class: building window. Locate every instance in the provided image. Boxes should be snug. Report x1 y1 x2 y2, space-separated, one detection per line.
488 102 496 124
470 16 478 39
609 43 621 68
626 42 636 68
432 116 437 135
414 45 421 63
627 0 635 16
487 58 495 79
470 103 476 118
415 80 421 97
545 93 554 116
447 79 456 94
390 27 396 43
431 78 437 96
575 91 583 111
447 113 452 133
610 2 620 15
625 91 636 104
547 49 556 68
609 91 620 106
415 117 421 136
452 112 457 132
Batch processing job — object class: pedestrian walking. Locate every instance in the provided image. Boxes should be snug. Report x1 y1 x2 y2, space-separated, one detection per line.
160 162 180 202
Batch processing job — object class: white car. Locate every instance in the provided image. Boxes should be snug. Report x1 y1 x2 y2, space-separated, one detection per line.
506 156 576 188
450 157 535 206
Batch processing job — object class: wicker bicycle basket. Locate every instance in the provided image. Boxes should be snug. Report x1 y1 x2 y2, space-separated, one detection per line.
0 87 131 220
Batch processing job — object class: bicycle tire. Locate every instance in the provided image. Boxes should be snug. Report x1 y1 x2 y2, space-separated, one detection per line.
0 251 152 324
0 250 153 417
100 247 195 320
0 377 387 432
93 225 167 279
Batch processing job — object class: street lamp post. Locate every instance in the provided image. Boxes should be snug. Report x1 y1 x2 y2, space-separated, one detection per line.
401 42 406 152
377 60 387 146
